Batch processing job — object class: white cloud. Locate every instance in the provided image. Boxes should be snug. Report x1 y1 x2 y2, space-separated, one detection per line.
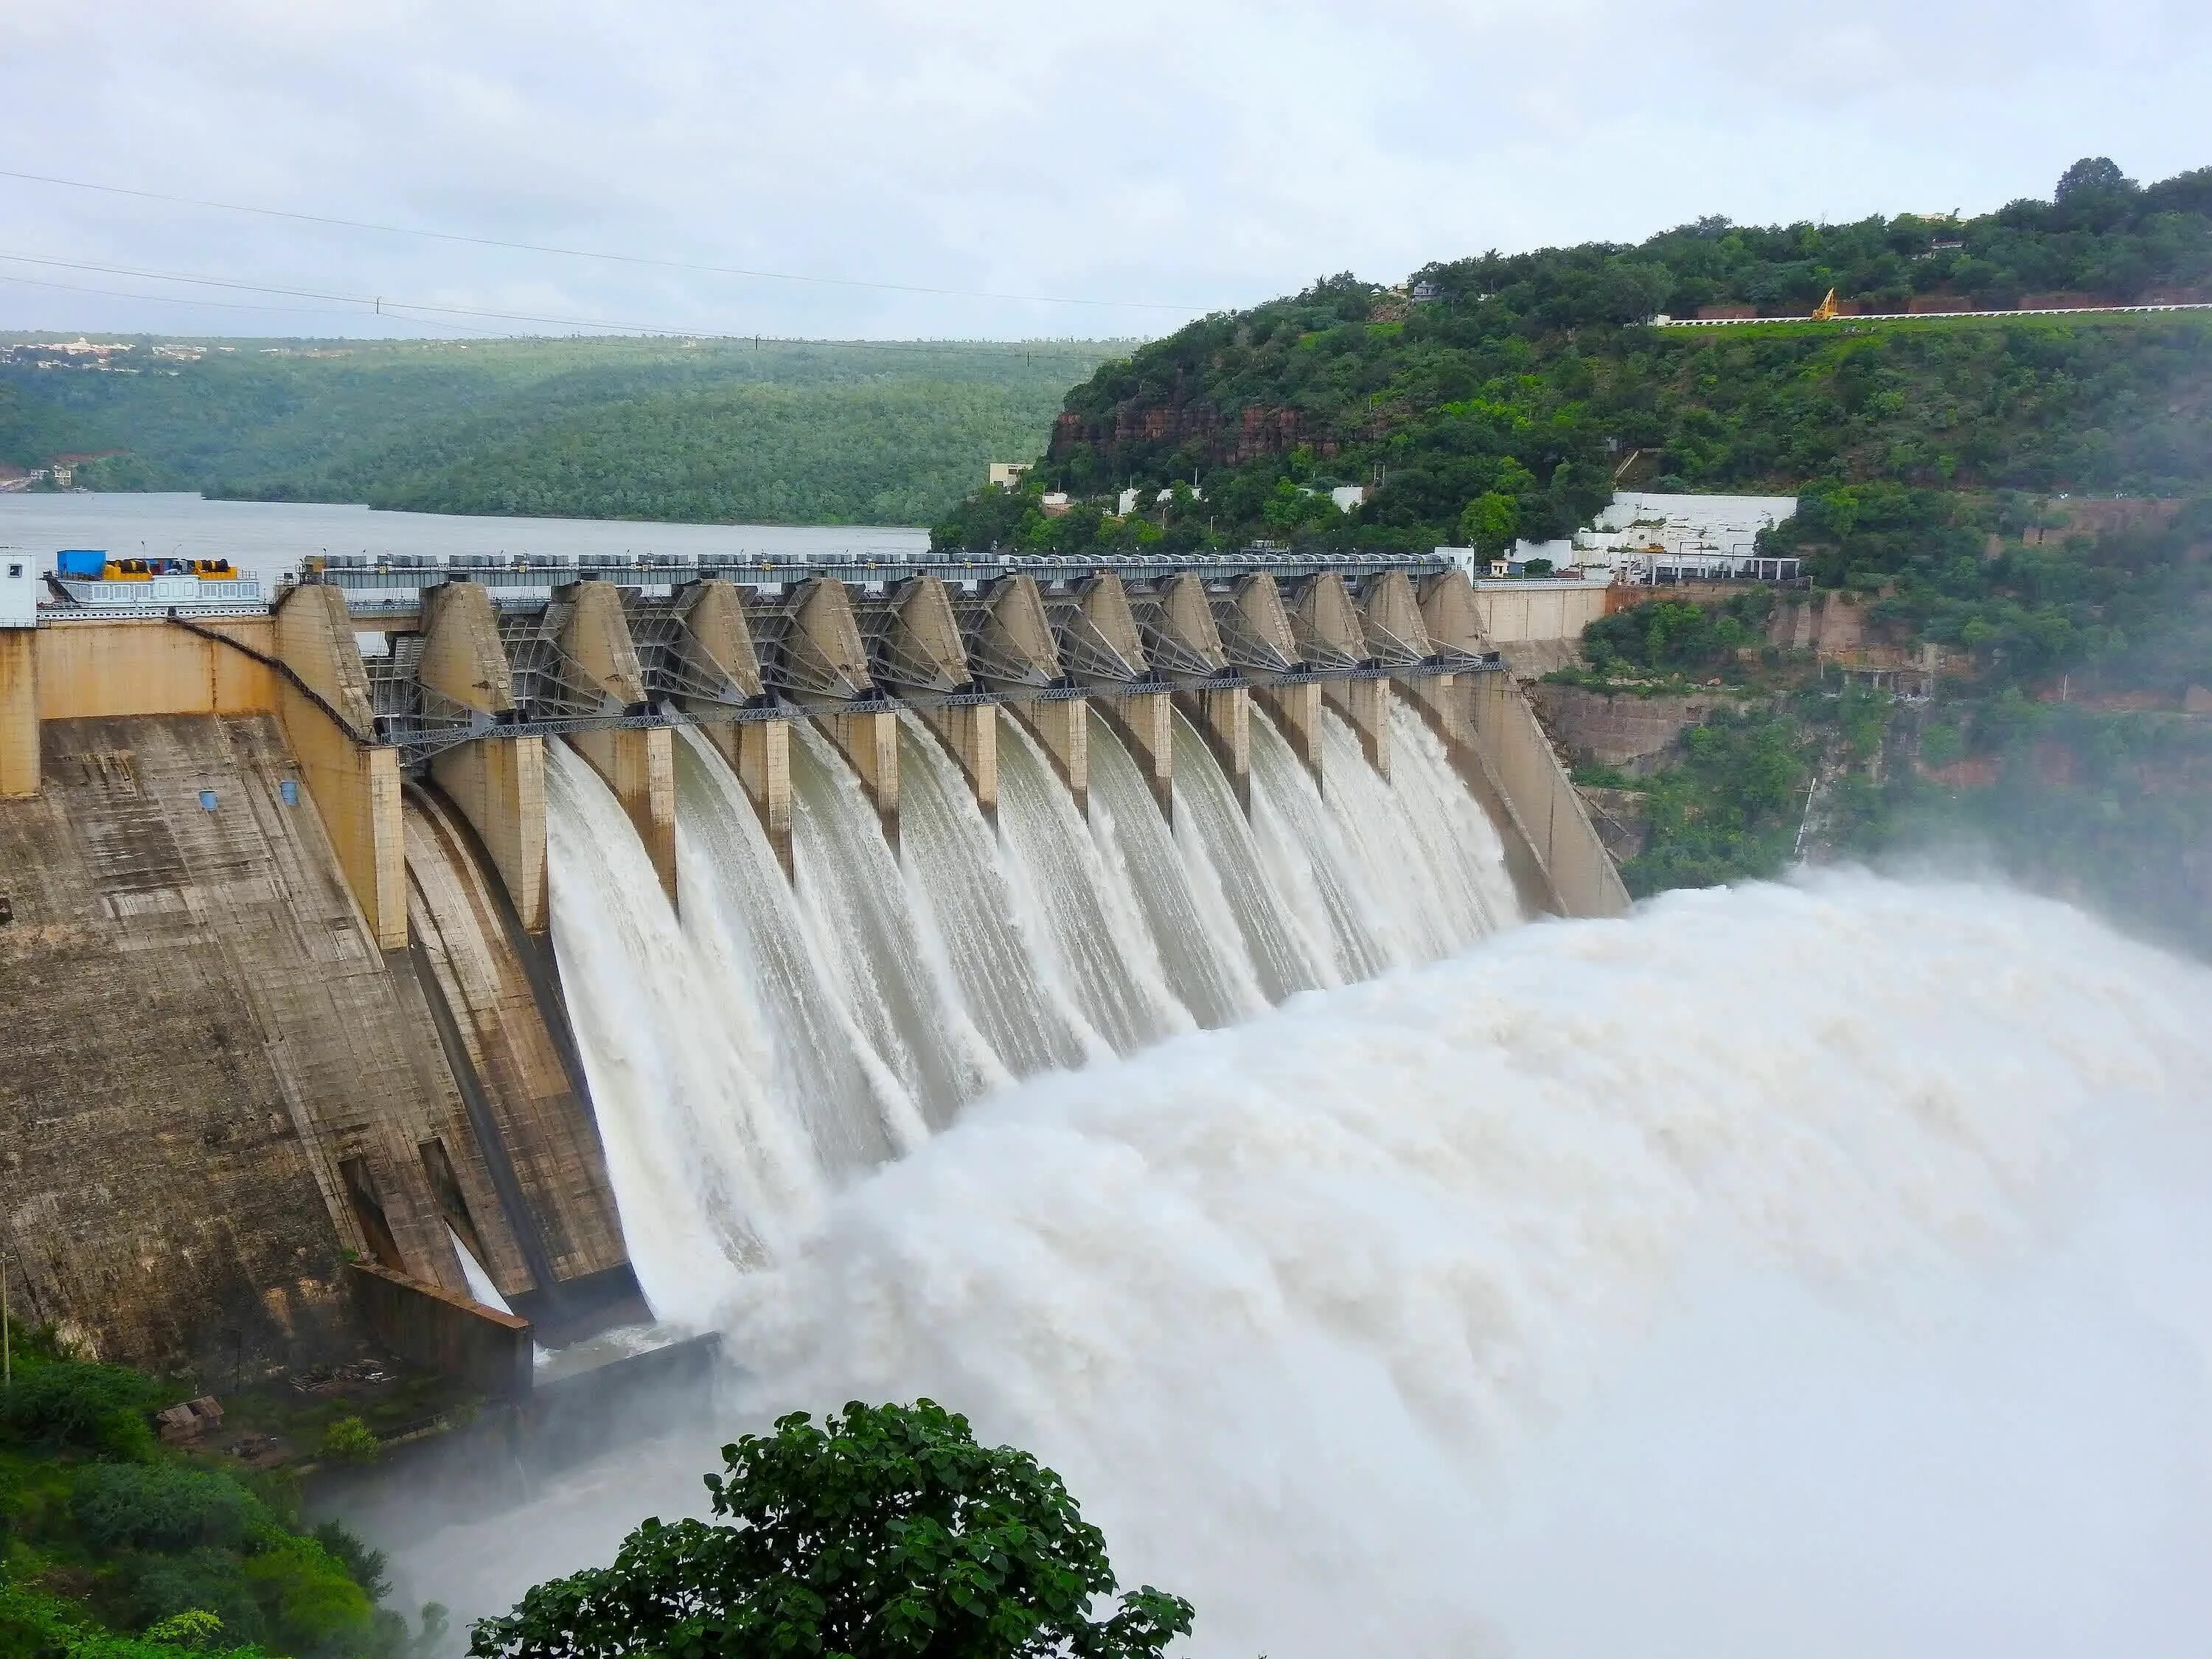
1 0 2206 338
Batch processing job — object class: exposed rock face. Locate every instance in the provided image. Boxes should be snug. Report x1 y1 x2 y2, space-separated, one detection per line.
1530 683 1733 776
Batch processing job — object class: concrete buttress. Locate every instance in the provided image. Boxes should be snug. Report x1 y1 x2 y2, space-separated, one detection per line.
1255 681 1324 787
273 584 406 950
1288 571 1366 669
0 628 36 798
1009 698 1087 814
420 582 549 933
1099 690 1174 819
559 581 676 905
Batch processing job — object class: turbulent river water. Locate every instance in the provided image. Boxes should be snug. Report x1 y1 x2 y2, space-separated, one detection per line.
402 707 2212 1658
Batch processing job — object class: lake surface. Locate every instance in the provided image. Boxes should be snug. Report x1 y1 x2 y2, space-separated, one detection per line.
0 493 928 585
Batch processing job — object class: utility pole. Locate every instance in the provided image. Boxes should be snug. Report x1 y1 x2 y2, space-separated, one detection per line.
1 1247 14 1388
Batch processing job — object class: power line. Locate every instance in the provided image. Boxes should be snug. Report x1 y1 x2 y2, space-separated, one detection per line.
0 248 1133 361
0 164 1206 314
0 270 499 333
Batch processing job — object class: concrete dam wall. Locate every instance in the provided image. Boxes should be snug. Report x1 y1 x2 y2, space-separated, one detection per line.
0 552 1627 1379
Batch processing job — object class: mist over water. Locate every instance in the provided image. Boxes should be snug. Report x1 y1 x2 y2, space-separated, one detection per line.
483 716 2212 1658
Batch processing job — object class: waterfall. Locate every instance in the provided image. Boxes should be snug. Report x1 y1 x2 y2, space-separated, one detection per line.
1314 700 1521 961
394 874 2212 1659
1084 706 1266 1028
1245 704 1396 981
672 726 921 1172
535 684 1537 1330
1169 707 1329 1002
995 713 1195 1054
786 719 1004 1128
543 742 818 1325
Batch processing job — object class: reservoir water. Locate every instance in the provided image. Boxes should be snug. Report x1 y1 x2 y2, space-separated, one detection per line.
0 491 927 582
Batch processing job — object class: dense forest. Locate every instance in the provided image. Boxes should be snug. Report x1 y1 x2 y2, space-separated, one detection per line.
934 157 2210 555
0 336 1117 525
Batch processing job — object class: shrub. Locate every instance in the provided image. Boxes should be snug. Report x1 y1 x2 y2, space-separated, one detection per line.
1 1360 161 1459
315 1419 379 1468
73 1464 268 1554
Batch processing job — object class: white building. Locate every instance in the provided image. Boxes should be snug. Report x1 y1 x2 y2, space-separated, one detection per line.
1329 484 1367 512
1116 487 1141 515
1571 490 1800 583
987 462 1032 490
1 551 37 628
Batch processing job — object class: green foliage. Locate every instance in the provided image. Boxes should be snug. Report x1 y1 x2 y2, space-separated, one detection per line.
1 1360 161 1460
1621 709 1815 895
72 1466 267 1554
314 1420 378 1468
947 159 2211 551
0 1349 413 1659
0 337 1120 526
1582 591 1776 679
469 1399 1194 1659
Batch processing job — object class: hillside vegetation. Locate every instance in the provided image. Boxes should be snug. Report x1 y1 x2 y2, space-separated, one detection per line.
0 336 1118 526
0 1326 429 1659
934 157 2210 554
932 157 2212 955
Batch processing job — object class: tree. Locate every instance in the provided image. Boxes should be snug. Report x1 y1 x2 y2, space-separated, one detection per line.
1457 491 1519 554
2054 156 2133 202
468 1401 1194 1659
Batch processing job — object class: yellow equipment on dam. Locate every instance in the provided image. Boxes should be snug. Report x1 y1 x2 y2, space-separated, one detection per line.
0 546 1627 1386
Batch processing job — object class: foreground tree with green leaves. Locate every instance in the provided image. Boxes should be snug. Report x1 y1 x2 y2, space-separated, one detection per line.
468 1401 1192 1659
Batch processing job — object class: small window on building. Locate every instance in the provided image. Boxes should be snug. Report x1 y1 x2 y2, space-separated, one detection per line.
5 563 21 579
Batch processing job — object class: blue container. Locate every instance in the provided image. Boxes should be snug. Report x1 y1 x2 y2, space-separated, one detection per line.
56 549 107 578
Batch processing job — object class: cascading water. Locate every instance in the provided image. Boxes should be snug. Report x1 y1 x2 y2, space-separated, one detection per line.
993 712 1195 1054
1169 707 1329 1002
403 873 2212 1659
891 714 1098 1075
672 726 921 1172
785 719 1004 1126
543 742 818 1324
1245 703 1395 980
1083 706 1266 1028
1315 700 1523 960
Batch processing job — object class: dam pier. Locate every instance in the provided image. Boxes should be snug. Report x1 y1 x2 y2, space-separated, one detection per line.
0 546 1624 1392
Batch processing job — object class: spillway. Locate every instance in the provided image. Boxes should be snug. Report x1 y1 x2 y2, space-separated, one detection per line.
535 688 1527 1309
397 873 2212 1659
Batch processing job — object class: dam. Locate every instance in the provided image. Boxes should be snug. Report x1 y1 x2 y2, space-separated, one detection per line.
0 545 1627 1381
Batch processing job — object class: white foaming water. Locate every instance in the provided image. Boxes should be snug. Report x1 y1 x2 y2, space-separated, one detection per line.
892 713 1097 1075
1169 707 1329 1002
413 873 2212 1659
672 726 918 1172
1085 707 1266 1028
994 713 1195 1054
543 742 818 1322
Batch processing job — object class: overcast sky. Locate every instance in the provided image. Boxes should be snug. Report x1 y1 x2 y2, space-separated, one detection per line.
3 0 2208 342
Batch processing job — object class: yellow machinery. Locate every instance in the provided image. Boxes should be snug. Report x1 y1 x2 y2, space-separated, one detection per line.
1812 288 1841 321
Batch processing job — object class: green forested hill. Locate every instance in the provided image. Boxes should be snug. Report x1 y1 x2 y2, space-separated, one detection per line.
0 335 1119 524
934 157 2211 554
